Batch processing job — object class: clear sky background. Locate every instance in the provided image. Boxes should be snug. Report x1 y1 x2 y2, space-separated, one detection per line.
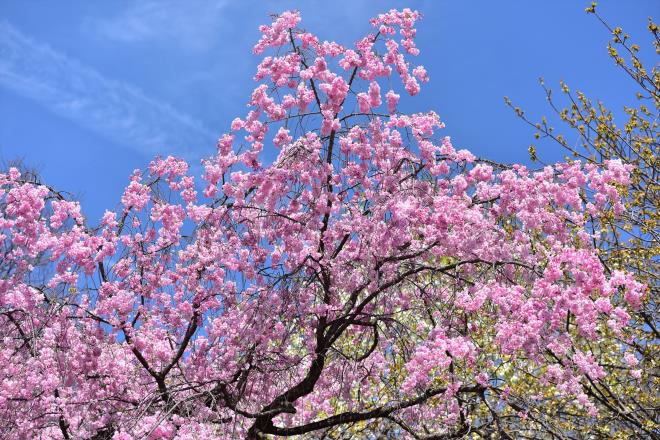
1 1 657 222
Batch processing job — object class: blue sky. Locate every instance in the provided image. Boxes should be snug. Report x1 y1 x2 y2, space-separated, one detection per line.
1 1 657 221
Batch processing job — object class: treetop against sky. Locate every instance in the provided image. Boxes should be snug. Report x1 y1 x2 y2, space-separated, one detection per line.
0 1 656 221
1 6 655 439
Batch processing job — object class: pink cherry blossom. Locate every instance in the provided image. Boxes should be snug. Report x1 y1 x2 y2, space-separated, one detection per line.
0 9 644 440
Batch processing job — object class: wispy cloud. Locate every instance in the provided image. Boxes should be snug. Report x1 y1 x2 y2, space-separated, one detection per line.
0 20 217 159
87 0 230 52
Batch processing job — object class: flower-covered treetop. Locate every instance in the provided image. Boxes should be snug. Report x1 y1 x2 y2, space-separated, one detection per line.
0 9 645 440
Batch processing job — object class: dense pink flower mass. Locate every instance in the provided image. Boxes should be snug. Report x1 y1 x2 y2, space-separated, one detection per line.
0 9 644 439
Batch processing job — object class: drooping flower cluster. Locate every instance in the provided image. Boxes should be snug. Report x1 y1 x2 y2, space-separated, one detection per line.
0 9 645 440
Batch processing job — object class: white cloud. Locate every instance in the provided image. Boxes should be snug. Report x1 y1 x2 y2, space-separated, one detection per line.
0 20 217 160
88 0 229 51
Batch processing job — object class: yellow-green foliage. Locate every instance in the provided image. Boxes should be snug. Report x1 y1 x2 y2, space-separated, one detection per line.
506 3 659 437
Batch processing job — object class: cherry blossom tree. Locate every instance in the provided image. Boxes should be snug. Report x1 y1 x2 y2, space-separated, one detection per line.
0 9 648 439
